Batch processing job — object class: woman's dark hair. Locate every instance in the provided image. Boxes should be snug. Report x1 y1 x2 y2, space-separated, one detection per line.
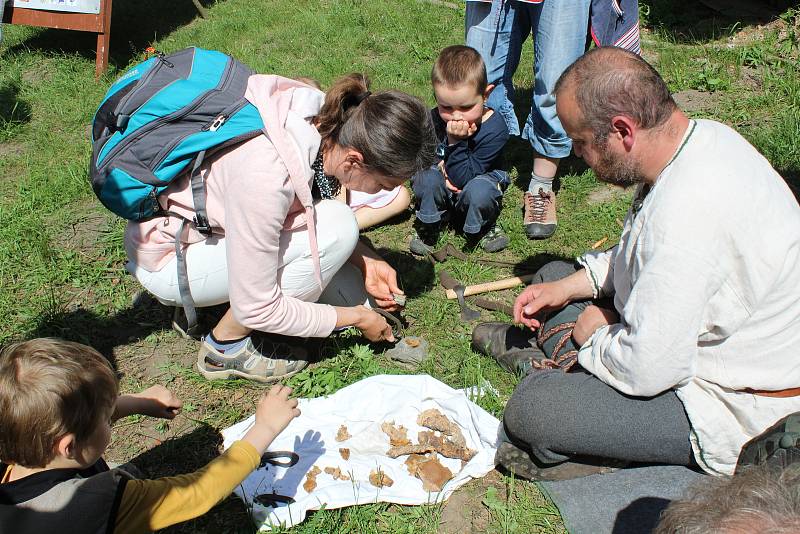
316 73 437 180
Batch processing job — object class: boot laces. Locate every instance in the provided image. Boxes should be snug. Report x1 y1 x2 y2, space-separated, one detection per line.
524 189 552 223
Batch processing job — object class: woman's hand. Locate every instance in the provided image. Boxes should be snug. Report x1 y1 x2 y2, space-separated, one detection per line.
572 305 619 347
354 306 395 342
361 256 404 311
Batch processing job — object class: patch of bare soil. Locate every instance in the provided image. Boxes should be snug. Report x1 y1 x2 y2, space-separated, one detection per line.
0 141 24 160
672 89 722 114
22 65 54 86
115 333 198 382
586 184 628 206
438 469 503 534
53 202 117 256
728 15 791 47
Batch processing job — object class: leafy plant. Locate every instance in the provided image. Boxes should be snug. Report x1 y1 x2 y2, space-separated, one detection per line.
287 343 382 398
483 485 518 533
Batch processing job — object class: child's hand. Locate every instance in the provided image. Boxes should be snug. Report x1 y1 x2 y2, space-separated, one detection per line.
243 385 301 453
113 385 182 421
446 119 477 142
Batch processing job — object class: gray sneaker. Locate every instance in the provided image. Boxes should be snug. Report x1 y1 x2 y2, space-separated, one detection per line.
409 222 440 256
478 225 509 253
197 335 309 383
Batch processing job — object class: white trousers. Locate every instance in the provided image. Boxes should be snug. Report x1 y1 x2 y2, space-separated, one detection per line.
126 200 369 309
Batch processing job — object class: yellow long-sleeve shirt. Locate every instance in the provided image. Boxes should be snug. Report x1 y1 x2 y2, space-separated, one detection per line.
114 440 260 533
0 440 260 534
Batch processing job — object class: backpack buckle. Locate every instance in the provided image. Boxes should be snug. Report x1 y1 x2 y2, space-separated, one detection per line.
193 215 212 235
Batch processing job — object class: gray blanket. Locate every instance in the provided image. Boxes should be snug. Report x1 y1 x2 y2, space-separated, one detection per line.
539 466 707 534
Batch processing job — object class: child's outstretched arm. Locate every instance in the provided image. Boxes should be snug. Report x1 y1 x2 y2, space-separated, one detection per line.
113 385 183 422
113 385 300 534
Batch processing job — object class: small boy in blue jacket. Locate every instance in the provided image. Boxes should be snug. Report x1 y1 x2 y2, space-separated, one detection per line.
410 45 510 254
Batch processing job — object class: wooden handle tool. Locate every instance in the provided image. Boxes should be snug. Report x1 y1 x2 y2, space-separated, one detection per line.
445 273 536 299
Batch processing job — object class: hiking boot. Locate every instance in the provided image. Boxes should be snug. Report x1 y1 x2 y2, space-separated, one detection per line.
477 225 510 253
409 222 440 256
472 322 538 359
472 322 545 375
495 440 626 482
197 335 309 383
524 189 557 239
737 412 800 473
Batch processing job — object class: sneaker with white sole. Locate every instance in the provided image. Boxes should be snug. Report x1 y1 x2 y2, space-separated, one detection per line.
197 335 309 383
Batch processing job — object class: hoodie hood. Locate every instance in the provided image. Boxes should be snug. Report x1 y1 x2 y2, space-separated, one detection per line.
245 74 326 286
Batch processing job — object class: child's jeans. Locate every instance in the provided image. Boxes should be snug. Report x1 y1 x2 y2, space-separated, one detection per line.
412 167 509 234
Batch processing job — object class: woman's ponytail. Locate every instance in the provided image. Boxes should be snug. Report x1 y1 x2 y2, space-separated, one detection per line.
316 73 370 143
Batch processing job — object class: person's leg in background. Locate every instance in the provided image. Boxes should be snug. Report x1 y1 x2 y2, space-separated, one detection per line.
353 186 411 230
522 0 590 239
465 0 522 136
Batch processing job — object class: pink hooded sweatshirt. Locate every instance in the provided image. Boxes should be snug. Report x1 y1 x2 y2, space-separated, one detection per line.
124 75 338 338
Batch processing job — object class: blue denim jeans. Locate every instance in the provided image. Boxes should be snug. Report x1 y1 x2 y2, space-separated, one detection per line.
412 167 510 234
465 0 591 158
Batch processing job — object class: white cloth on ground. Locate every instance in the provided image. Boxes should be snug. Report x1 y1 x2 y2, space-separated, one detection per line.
221 375 501 531
576 119 800 475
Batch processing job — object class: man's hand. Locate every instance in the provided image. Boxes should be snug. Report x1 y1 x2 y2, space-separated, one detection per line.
362 256 404 311
114 385 183 422
446 119 477 143
572 305 619 347
513 281 571 330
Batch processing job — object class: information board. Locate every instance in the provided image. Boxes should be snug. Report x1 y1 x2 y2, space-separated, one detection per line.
11 0 100 15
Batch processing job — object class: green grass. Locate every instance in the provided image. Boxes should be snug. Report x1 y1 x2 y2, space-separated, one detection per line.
1 0 799 532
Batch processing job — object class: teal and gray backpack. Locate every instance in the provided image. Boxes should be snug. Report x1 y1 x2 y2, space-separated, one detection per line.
90 47 266 332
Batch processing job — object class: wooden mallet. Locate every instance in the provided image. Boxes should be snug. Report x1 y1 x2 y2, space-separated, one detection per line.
445 273 536 299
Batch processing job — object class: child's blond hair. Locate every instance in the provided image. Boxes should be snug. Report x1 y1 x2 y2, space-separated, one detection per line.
431 45 488 95
0 338 118 467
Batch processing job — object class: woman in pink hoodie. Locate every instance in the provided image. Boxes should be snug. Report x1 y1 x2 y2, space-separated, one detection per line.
124 73 437 382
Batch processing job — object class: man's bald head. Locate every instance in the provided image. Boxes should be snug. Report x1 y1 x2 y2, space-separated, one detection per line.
555 47 677 141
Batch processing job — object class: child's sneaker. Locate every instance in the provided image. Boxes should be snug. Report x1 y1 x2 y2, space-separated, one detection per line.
478 225 509 253
197 334 308 383
409 222 440 256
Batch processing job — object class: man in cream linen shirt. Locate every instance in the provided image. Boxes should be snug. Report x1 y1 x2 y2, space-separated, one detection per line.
474 47 800 479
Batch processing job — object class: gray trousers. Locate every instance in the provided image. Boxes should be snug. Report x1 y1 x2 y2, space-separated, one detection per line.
502 261 694 466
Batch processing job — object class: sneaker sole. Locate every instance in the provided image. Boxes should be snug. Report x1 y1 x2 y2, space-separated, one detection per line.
196 359 307 384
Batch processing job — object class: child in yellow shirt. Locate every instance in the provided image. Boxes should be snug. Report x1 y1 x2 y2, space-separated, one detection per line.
0 338 299 533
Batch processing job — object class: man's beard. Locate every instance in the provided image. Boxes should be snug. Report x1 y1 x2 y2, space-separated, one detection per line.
592 139 645 187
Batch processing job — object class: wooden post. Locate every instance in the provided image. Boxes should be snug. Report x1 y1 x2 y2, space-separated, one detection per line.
2 0 114 78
